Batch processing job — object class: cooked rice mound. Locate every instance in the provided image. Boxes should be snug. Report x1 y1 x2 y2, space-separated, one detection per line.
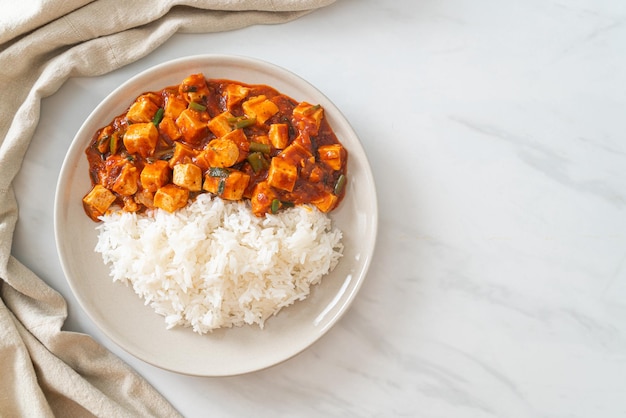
95 194 343 334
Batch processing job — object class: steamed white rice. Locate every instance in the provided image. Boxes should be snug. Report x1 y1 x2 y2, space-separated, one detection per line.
94 193 343 334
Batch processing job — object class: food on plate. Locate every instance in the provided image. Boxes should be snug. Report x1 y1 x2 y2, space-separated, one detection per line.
82 73 348 220
81 73 348 332
96 193 343 333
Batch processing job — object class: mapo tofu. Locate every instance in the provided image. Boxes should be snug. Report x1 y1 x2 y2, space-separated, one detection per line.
83 73 347 221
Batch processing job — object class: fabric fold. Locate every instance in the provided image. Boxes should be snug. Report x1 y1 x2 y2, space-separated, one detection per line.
0 0 335 415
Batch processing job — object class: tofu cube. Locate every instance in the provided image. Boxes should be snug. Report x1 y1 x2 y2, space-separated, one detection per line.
95 126 114 153
126 96 160 123
204 138 239 168
158 116 181 141
111 163 139 196
123 123 158 157
312 192 338 213
175 109 207 145
194 149 210 171
168 142 198 168
317 144 345 171
221 129 249 163
253 134 270 145
153 184 189 212
268 123 289 149
122 196 140 212
173 163 202 191
267 155 298 192
82 184 116 220
293 102 324 135
207 111 234 138
140 160 171 192
250 181 276 216
224 84 250 109
308 165 324 183
280 141 312 166
179 73 210 104
164 94 188 119
242 95 279 124
134 189 155 209
203 169 250 200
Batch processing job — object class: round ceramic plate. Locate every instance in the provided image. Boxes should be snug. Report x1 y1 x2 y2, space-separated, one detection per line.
54 55 378 376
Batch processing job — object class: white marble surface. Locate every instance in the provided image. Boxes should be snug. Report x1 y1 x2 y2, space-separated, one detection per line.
12 0 626 416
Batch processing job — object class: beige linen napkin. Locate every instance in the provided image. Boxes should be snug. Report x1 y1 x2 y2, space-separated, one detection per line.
0 1 334 416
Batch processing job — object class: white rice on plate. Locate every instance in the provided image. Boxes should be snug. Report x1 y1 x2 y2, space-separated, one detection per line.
94 193 343 334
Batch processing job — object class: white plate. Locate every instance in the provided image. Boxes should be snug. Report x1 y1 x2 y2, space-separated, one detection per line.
54 55 378 376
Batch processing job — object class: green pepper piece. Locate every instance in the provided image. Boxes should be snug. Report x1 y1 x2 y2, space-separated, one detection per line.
227 116 256 129
271 199 280 214
246 152 269 173
109 132 120 154
304 104 321 115
152 108 164 126
333 174 346 195
249 142 270 154
189 102 207 111
247 152 263 172
236 118 256 129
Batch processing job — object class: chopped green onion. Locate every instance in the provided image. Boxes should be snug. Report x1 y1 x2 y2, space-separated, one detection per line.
246 152 269 173
189 101 207 111
97 135 110 154
160 151 174 161
217 178 226 195
271 199 280 214
249 142 270 154
154 148 174 161
333 174 346 195
152 108 164 126
208 167 230 178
